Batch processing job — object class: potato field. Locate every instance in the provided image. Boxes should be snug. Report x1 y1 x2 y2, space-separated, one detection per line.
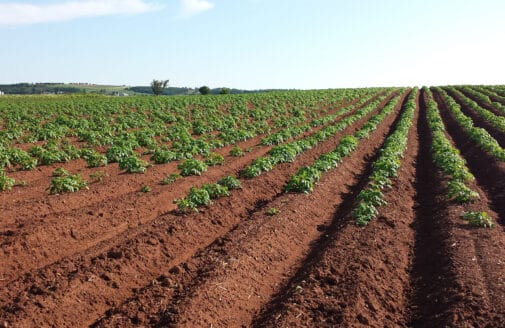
1 86 505 327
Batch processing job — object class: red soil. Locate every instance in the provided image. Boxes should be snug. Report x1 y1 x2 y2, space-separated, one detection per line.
0 95 371 282
92 90 409 328
0 92 396 327
1 89 505 327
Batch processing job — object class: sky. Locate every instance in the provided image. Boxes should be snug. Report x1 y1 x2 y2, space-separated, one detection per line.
0 0 504 89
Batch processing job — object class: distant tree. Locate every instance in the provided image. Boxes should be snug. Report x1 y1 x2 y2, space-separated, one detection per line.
219 87 230 95
151 79 169 95
199 85 211 95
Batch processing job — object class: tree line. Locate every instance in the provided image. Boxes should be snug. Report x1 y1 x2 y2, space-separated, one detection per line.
151 79 231 96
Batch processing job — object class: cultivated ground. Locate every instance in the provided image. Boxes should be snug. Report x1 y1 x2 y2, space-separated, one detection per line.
1 86 505 327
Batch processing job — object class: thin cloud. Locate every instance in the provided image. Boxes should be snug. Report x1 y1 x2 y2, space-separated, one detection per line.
0 0 158 26
181 0 214 17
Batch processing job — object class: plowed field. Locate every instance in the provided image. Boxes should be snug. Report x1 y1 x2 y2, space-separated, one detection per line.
1 86 505 327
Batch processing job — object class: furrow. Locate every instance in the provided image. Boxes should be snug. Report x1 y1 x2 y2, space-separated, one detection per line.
250 89 418 327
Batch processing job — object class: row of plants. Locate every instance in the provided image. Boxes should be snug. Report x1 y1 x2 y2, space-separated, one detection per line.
240 92 397 179
424 88 479 203
465 86 505 114
259 91 382 146
434 87 505 162
48 169 89 194
173 94 395 212
0 89 391 193
159 89 379 159
352 88 418 226
446 87 505 133
170 92 384 213
284 93 404 193
174 176 242 212
0 164 90 194
488 85 505 100
0 89 378 151
424 88 493 228
260 124 311 146
0 89 384 176
170 91 396 212
0 146 38 170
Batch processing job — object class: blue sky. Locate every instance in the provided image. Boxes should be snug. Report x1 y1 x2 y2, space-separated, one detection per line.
0 0 504 89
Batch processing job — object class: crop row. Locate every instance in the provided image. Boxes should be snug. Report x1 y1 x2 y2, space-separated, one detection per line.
423 88 492 227
0 89 383 175
488 85 505 99
284 93 403 193
173 91 399 212
0 89 391 191
352 88 417 226
260 91 379 146
0 89 379 149
447 87 505 133
423 88 479 203
434 87 505 162
174 176 242 213
240 92 395 179
465 86 505 113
